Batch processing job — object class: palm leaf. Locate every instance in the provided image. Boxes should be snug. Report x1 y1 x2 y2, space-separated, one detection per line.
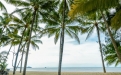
30 41 39 50
69 0 119 18
54 29 60 44
5 0 30 7
111 10 121 30
85 25 95 40
0 1 7 13
65 28 73 38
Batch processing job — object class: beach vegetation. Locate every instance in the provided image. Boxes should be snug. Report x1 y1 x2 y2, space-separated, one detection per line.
0 51 8 75
74 13 106 72
102 30 121 66
69 0 121 72
4 0 58 75
0 0 120 75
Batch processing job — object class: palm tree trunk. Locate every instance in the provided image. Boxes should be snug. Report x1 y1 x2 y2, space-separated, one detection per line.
58 0 66 75
20 50 24 73
16 57 22 71
23 10 37 75
95 23 106 73
7 44 12 57
100 11 121 62
13 27 27 75
12 47 15 67
58 32 64 75
20 43 26 73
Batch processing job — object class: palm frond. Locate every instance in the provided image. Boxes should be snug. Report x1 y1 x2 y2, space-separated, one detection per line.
115 59 120 67
30 41 39 50
5 0 30 7
11 15 24 24
65 27 80 44
0 1 7 13
69 0 119 18
11 8 30 15
85 25 95 40
65 28 73 38
111 10 121 30
54 30 60 44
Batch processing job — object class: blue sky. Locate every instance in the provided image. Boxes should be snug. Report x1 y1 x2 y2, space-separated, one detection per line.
0 0 120 68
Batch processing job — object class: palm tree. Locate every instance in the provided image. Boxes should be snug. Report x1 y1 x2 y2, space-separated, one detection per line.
0 12 30 73
89 12 106 72
81 19 106 72
18 31 42 73
59 1 68 75
95 22 106 73
9 12 42 74
68 0 121 62
21 28 42 73
10 12 32 75
0 14 22 60
5 1 58 75
41 0 81 75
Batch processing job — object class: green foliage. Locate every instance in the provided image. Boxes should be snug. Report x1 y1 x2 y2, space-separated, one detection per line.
0 51 8 71
42 13 81 44
102 31 121 66
111 10 121 30
1 0 120 72
69 0 119 18
102 42 121 66
0 62 8 71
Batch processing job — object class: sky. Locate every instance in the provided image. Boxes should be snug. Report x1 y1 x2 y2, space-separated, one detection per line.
0 0 120 68
4 31 106 68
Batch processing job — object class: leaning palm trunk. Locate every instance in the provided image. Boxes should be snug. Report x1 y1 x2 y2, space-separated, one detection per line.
12 47 16 67
100 11 121 62
58 0 66 75
23 10 37 75
95 23 106 73
20 42 26 73
16 57 22 71
13 27 27 75
7 44 12 57
20 49 24 73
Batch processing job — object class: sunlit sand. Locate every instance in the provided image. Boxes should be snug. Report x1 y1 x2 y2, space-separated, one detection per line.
9 71 121 75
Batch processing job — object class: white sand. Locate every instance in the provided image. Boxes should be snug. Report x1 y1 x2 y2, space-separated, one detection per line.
9 71 121 75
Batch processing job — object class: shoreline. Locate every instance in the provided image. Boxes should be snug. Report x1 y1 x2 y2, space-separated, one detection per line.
8 67 121 72
9 71 121 75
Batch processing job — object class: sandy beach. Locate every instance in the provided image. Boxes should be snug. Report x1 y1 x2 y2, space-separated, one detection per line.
9 71 121 75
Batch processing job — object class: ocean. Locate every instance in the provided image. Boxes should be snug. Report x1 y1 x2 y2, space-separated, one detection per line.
9 67 121 72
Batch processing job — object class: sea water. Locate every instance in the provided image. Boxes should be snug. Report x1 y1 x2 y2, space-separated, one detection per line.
9 67 121 72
